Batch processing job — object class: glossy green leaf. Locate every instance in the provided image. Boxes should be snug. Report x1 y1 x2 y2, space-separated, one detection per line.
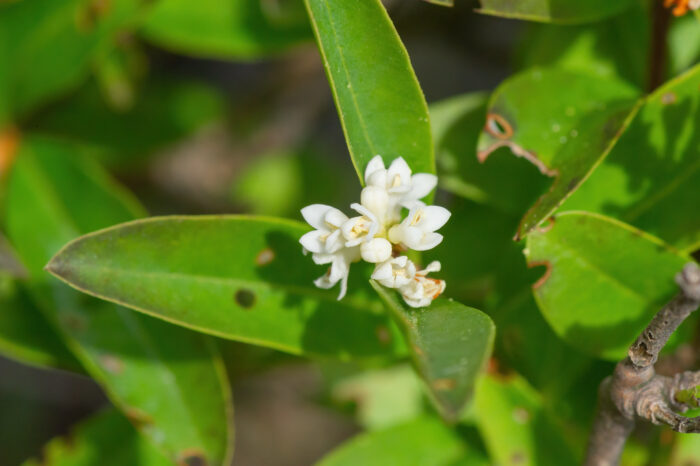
517 4 650 89
142 0 311 59
0 0 149 120
0 276 82 372
560 64 700 252
304 0 434 182
29 77 225 167
316 417 484 466
46 216 405 360
525 211 691 360
22 409 171 466
371 283 495 422
477 0 634 24
4 137 234 465
477 68 641 239
474 374 577 466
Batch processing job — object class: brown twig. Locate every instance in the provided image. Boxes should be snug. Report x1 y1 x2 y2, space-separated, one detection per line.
584 263 700 466
649 0 671 91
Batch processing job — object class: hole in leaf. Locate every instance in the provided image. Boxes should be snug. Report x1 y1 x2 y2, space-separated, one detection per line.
235 289 256 309
485 113 513 140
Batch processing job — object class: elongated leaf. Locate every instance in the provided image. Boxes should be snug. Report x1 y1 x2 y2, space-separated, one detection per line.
46 216 405 359
477 68 641 239
22 409 171 466
371 283 494 422
0 0 149 120
0 276 82 371
474 374 577 466
477 0 634 24
560 64 700 251
525 211 691 360
304 0 434 182
4 137 234 465
316 417 484 466
142 0 311 59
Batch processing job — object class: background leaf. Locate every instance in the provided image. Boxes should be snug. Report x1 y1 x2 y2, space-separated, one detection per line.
47 216 406 360
5 137 234 465
476 67 641 239
477 0 634 24
371 283 495 422
304 0 434 182
560 64 700 252
525 211 691 360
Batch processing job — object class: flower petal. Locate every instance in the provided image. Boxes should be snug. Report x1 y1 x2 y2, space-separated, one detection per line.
407 173 437 200
364 155 386 185
387 157 411 186
371 260 393 281
413 232 443 251
419 206 451 232
299 230 325 254
301 204 333 230
360 238 392 263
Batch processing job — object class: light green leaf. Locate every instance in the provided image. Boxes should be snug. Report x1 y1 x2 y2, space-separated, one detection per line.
477 0 634 24
316 417 484 466
474 374 577 466
670 430 700 465
477 68 641 239
304 0 434 182
46 216 405 360
0 275 82 372
371 282 495 422
22 409 172 466
560 64 700 252
142 0 311 59
0 0 149 121
668 13 700 77
525 211 691 360
5 137 234 465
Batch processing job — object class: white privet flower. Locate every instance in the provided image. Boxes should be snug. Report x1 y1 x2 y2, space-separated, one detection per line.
388 205 451 251
399 261 446 308
691 0 700 10
299 155 450 307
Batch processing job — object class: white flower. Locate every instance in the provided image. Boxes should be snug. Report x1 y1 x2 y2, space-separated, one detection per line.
388 205 451 251
340 202 382 247
399 261 446 308
691 0 700 9
364 155 437 213
371 256 416 288
312 247 361 300
360 238 393 264
299 204 348 254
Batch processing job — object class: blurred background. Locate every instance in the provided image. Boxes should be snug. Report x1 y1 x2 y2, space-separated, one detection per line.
1 0 699 464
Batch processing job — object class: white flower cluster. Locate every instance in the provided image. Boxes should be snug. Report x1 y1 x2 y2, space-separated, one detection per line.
299 156 451 308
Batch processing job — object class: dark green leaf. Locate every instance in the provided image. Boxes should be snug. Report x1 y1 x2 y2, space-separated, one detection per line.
46 216 405 360
142 0 311 59
560 64 700 252
5 137 234 465
525 211 691 360
22 409 171 466
477 0 634 24
316 417 483 466
305 0 434 182
477 68 641 239
371 283 495 422
474 374 578 466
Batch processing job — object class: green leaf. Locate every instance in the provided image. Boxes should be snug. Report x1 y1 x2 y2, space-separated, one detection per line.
477 68 641 239
316 417 485 466
477 0 634 24
525 211 691 360
304 0 434 182
22 409 171 466
516 4 650 89
142 0 311 59
0 0 149 121
474 374 577 466
560 64 700 252
670 431 700 465
0 275 82 372
668 14 700 77
46 216 405 360
4 137 234 465
29 76 225 167
371 282 495 422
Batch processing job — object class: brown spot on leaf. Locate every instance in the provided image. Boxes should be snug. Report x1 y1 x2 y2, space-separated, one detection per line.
255 248 275 266
432 378 457 391
536 216 556 233
125 407 154 428
661 92 677 105
567 176 582 192
484 113 514 140
60 313 87 332
0 126 19 179
234 289 256 309
512 407 530 424
177 449 208 466
99 355 124 374
75 0 111 32
511 451 527 465
412 344 424 357
375 325 391 345
528 260 552 290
